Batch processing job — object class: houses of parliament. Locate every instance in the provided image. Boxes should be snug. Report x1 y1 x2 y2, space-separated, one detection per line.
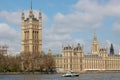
20 5 120 73
54 33 120 73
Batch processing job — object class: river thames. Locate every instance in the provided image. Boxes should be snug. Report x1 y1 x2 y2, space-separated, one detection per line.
0 73 120 80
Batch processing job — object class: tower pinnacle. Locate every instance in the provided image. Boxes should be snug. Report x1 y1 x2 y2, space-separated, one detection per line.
21 10 24 20
93 32 97 42
29 0 34 18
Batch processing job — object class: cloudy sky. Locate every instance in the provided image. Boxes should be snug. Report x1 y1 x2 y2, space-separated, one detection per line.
0 0 120 54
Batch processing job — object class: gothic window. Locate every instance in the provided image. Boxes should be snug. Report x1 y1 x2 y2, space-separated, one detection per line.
34 46 36 52
74 52 77 56
37 31 38 39
36 31 37 39
35 46 37 52
37 46 38 52
33 31 35 40
33 46 34 52
26 46 29 52
27 31 29 39
35 31 36 39
24 31 26 39
34 31 36 39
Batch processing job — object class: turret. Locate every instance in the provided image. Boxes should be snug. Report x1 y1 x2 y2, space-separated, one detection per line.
93 32 97 42
29 9 34 18
39 12 42 20
39 11 42 30
74 43 84 57
48 49 52 56
21 11 25 30
74 43 82 51
21 11 25 20
62 44 72 57
99 48 108 57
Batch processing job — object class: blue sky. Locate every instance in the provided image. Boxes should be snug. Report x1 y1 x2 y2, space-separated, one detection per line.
0 0 120 54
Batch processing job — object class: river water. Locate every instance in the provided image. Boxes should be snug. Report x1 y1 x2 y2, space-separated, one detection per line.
0 73 120 80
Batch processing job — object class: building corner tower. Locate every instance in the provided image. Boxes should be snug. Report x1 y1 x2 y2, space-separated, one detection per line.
21 4 42 71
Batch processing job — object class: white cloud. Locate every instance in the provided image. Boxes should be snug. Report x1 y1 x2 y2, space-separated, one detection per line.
52 12 102 33
75 0 120 17
42 28 72 54
74 39 84 45
0 23 18 39
50 0 120 34
112 22 120 34
0 23 20 53
0 0 120 55
0 11 20 25
45 0 120 54
0 10 48 25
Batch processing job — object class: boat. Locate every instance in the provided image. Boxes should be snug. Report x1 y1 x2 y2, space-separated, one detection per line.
62 71 79 77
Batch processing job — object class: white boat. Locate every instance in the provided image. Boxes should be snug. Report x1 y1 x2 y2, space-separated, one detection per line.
62 71 79 77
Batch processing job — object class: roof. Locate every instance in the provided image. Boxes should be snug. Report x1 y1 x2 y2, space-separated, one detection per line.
64 46 72 50
84 55 102 58
53 54 62 57
108 54 120 57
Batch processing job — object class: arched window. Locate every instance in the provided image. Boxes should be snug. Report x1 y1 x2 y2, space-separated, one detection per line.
27 31 29 39
33 31 34 39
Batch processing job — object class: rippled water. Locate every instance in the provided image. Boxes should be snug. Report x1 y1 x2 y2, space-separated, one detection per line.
0 73 120 80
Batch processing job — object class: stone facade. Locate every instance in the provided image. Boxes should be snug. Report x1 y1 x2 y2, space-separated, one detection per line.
54 33 120 73
21 7 42 71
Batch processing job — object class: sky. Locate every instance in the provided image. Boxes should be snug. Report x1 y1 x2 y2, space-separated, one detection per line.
0 0 120 55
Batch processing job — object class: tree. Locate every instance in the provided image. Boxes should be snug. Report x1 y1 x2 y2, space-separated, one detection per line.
0 54 21 72
43 54 55 72
110 43 114 55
